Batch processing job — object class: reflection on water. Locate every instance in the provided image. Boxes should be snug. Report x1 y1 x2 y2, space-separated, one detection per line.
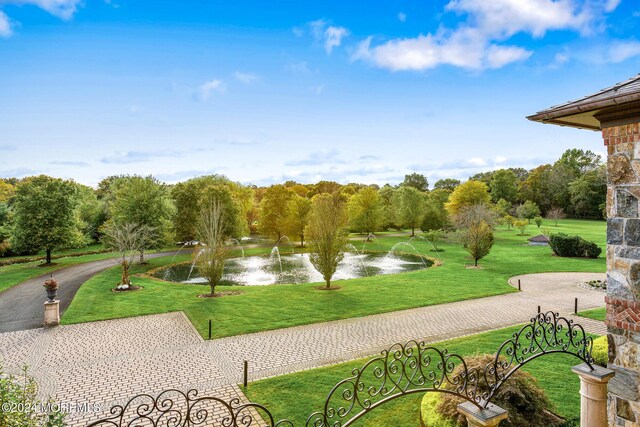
154 252 431 286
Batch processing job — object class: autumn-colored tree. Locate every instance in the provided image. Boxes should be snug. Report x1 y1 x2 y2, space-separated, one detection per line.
258 184 294 241
445 180 491 216
348 187 385 237
0 180 15 202
286 194 312 247
464 220 494 267
514 219 529 236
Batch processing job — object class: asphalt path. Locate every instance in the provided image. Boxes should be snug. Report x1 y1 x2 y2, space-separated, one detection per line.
0 252 178 333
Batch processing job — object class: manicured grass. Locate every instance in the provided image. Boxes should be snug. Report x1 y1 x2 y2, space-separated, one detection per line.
244 325 595 426
0 246 183 294
62 219 605 339
578 307 606 322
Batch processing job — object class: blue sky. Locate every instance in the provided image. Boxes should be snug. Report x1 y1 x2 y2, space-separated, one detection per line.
0 0 639 187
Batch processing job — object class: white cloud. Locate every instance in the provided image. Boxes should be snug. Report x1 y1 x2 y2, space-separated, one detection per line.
467 157 486 166
605 0 621 12
234 72 259 84
398 12 407 23
2 0 82 20
607 40 640 63
309 19 349 54
0 11 12 37
354 0 616 71
495 156 507 164
198 79 225 101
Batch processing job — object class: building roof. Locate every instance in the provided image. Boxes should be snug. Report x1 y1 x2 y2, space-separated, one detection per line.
527 74 640 130
528 234 550 243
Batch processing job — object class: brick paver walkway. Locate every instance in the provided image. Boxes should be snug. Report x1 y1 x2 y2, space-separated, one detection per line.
0 272 606 426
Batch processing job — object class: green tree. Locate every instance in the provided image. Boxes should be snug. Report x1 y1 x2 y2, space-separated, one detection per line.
392 186 426 236
494 198 512 218
556 148 602 176
348 187 385 237
516 201 541 223
517 165 552 213
514 219 529 236
464 220 494 267
401 173 429 192
11 175 85 264
421 189 450 231
568 167 606 219
109 175 174 262
445 180 491 216
378 185 398 230
489 169 518 203
306 194 348 289
170 175 250 243
258 184 294 241
286 194 312 247
194 188 239 296
423 229 445 252
433 178 460 192
534 216 543 228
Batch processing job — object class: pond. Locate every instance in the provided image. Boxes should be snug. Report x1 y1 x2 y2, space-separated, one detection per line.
153 252 431 286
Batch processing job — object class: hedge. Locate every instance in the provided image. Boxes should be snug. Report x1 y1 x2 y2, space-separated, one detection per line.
549 233 601 259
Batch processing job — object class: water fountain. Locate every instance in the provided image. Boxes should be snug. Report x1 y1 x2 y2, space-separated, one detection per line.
269 246 283 273
155 249 430 287
226 238 245 258
361 233 381 254
388 242 428 267
408 235 443 263
275 235 295 255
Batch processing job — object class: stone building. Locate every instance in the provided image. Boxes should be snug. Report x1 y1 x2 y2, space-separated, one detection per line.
528 73 640 426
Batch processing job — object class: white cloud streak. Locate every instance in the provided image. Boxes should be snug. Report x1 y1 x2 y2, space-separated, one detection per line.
198 79 225 101
0 11 12 37
309 19 349 54
354 0 617 71
234 72 259 84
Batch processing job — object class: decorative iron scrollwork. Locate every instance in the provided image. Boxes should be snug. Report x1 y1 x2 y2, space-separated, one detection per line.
304 340 483 427
85 388 294 427
481 311 594 406
86 311 594 426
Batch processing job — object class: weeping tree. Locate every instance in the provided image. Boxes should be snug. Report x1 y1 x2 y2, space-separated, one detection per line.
102 223 152 286
306 194 348 289
195 186 240 296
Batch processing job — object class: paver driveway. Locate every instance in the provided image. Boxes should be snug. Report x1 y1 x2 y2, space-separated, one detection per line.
0 272 606 426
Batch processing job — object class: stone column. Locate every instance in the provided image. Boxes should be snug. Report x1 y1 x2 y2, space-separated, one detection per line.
572 363 615 427
457 401 508 427
43 300 60 327
603 122 640 424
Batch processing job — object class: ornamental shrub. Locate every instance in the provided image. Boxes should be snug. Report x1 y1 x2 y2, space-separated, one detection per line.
549 233 601 258
436 354 564 427
0 363 66 427
592 336 608 367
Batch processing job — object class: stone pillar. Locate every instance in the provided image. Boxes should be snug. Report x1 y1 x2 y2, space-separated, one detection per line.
572 363 615 427
457 401 508 427
43 300 60 327
603 122 640 425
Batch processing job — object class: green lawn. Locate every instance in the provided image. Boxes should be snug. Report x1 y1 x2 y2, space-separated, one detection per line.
578 307 606 321
61 219 605 339
0 246 183 294
243 325 593 426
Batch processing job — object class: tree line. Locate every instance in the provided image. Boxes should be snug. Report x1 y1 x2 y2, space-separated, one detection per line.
0 148 605 262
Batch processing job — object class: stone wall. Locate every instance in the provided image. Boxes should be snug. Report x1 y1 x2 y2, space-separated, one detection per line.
603 122 640 425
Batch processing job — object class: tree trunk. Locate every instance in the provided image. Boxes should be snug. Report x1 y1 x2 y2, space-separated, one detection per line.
46 249 52 264
300 234 304 248
325 279 331 289
210 283 215 296
411 227 415 237
121 260 130 285
475 258 478 267
139 249 145 264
